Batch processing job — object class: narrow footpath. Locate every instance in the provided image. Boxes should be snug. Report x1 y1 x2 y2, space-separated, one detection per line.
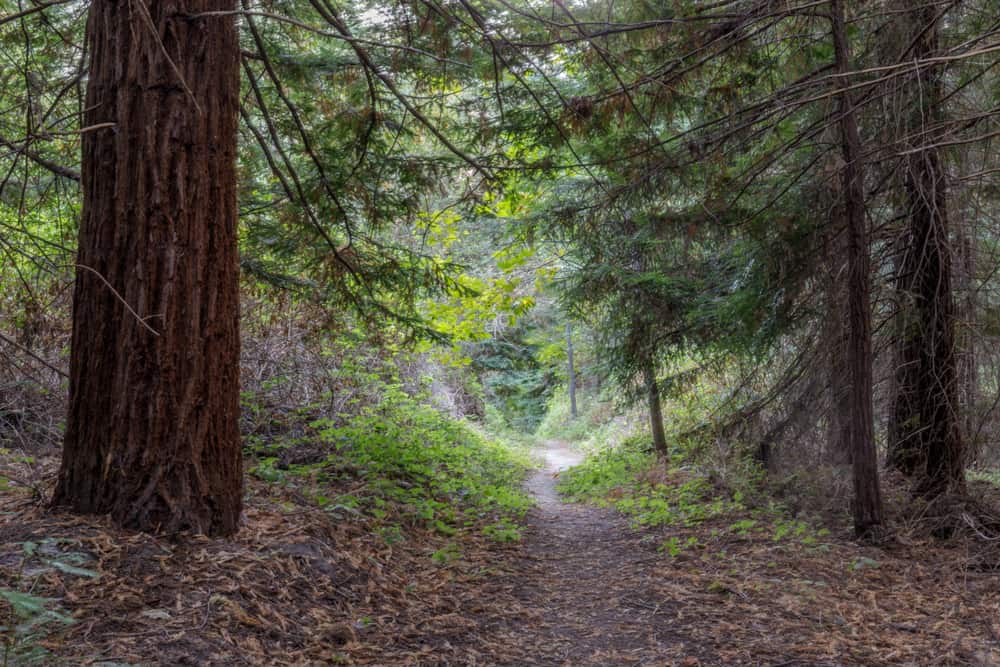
501 439 694 666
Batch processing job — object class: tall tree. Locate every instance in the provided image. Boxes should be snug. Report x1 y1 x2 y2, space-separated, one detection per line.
886 2 965 496
831 0 884 539
52 1 243 535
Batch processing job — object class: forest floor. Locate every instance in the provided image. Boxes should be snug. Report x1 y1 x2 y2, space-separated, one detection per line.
490 440 1000 666
501 440 700 665
3 441 1000 665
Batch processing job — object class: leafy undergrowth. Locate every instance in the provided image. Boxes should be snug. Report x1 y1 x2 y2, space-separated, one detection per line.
535 386 640 453
246 385 532 545
970 468 1000 488
556 435 821 550
0 397 535 666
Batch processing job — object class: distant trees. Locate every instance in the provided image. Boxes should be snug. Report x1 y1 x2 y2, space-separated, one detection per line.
558 214 690 461
53 1 243 535
499 0 998 536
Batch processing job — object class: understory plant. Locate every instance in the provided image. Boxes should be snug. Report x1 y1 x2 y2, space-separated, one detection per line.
247 382 533 544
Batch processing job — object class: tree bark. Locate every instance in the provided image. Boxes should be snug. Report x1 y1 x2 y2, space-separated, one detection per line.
567 323 578 419
886 3 965 497
832 0 884 540
53 0 243 535
643 360 668 459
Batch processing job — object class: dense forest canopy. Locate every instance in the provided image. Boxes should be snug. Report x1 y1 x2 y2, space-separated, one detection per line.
1 0 1000 663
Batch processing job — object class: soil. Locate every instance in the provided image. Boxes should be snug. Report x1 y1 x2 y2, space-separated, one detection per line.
504 440 696 665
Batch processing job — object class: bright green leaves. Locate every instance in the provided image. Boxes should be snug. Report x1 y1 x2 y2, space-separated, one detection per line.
418 207 542 362
247 382 532 544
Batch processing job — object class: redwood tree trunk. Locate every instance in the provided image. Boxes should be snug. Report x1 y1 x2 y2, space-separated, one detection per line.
886 3 965 497
832 0 884 539
53 1 243 535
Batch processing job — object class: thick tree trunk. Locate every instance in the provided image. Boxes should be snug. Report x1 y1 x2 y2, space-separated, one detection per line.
832 0 884 540
53 1 243 535
886 4 965 496
643 360 668 459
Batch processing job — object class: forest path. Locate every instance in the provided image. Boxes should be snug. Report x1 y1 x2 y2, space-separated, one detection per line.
503 439 693 665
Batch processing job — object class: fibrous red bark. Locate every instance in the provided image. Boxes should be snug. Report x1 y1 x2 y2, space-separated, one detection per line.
53 0 243 535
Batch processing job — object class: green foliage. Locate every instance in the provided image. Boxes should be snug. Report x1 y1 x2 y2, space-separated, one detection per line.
608 476 731 529
0 538 95 666
557 429 832 551
848 557 880 572
659 535 700 558
472 332 555 433
556 434 655 503
482 521 522 543
536 387 631 449
728 519 757 537
440 276 571 435
968 469 1000 487
316 386 531 521
232 0 507 337
430 543 463 564
247 382 532 548
535 387 593 443
557 432 743 529
0 587 74 667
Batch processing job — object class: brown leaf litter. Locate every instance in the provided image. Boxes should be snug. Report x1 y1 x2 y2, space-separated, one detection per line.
3 445 1000 666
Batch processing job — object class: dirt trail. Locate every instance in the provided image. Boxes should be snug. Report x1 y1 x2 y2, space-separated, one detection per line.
504 440 692 666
